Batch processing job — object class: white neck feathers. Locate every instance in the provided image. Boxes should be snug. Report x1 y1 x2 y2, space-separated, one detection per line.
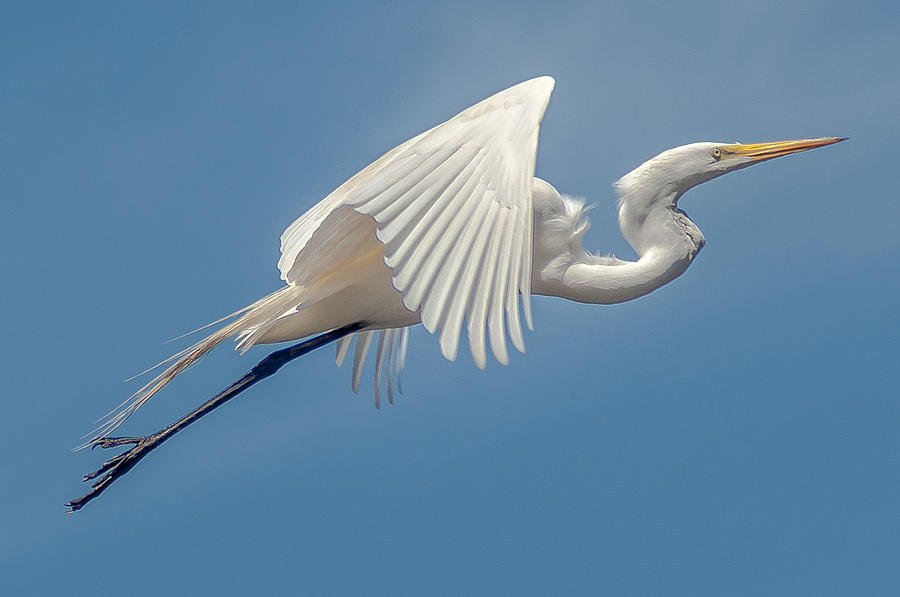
531 179 704 305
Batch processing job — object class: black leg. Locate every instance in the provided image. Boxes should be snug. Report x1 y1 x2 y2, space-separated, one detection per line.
67 322 366 513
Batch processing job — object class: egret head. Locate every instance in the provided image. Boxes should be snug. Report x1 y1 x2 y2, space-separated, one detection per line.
615 137 846 205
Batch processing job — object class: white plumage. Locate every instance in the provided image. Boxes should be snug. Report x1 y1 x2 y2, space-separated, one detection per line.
68 77 845 513
86 76 844 444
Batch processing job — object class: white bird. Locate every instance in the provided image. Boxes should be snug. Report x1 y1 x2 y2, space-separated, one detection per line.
68 76 844 511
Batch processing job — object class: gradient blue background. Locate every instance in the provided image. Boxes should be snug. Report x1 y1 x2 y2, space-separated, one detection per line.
3 2 897 595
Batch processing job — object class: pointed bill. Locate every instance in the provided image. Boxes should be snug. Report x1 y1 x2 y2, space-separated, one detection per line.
722 137 847 161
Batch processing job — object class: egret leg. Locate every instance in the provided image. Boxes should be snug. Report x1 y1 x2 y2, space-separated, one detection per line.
67 321 366 513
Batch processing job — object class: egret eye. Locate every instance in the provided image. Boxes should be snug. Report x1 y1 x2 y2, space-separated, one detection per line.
711 147 722 160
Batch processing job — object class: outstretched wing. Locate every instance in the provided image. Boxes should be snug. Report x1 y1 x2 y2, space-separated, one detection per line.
278 76 555 368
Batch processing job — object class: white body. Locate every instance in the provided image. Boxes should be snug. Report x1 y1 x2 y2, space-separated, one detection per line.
252 175 671 343
87 76 842 441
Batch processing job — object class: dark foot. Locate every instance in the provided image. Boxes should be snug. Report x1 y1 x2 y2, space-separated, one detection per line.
90 436 141 450
66 434 160 513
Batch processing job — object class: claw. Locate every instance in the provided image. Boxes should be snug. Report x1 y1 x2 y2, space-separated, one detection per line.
68 435 157 511
82 452 128 481
92 436 140 450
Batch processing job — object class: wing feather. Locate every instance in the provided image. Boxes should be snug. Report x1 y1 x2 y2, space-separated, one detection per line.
335 334 353 366
374 330 389 409
338 327 411 404
487 210 515 365
466 201 504 369
351 331 375 394
505 213 527 353
386 329 398 404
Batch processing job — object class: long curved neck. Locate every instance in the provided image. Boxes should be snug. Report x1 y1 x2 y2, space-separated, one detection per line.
532 187 705 305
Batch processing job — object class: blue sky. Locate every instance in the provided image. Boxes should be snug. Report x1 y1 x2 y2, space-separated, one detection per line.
2 1 897 595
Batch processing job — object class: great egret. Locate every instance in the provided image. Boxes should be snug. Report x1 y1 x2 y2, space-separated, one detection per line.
67 76 844 511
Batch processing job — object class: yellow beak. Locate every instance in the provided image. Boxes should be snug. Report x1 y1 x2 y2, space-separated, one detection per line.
722 137 847 160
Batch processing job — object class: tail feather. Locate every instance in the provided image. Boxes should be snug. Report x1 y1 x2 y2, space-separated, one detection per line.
77 286 299 450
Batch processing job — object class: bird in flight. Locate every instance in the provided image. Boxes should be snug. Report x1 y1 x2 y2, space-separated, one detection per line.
68 76 844 512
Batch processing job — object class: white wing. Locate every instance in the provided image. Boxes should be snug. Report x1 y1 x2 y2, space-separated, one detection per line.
279 76 555 368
